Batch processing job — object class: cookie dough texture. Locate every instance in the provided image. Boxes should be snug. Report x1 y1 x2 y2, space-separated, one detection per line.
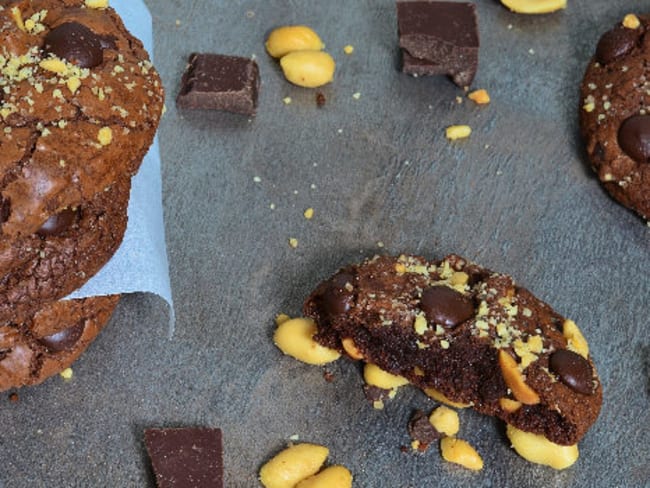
580 14 650 220
304 254 602 446
0 294 119 391
0 0 164 321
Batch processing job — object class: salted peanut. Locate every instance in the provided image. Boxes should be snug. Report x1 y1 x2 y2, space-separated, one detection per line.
429 406 459 436
423 387 471 409
280 51 335 88
266 26 325 58
440 437 484 471
500 0 566 14
341 337 364 360
468 89 490 105
499 397 522 413
498 350 540 405
295 465 353 488
363 363 409 390
562 319 589 359
259 443 329 488
506 425 579 469
274 318 341 365
445 125 471 140
450 271 469 286
622 14 641 29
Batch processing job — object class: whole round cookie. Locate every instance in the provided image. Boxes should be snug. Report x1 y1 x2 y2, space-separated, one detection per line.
0 294 120 391
580 13 650 220
0 1 164 318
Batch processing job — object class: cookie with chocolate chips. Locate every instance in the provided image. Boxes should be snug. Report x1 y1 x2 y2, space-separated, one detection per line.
0 1 164 321
580 13 650 220
0 294 119 391
304 254 602 446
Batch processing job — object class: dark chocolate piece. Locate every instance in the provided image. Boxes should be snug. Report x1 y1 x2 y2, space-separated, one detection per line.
420 285 474 328
618 115 650 164
408 410 442 448
44 22 105 68
595 27 638 65
176 53 260 115
38 321 85 352
549 350 595 395
144 428 224 488
36 208 79 238
397 1 479 87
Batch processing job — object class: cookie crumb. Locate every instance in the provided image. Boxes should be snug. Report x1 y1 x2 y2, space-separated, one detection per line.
8 392 19 403
343 45 354 54
316 92 326 107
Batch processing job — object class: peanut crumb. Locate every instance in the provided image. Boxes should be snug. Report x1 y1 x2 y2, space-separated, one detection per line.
303 208 314 219
289 237 299 248
283 96 292 105
343 45 354 54
60 368 73 380
445 125 472 140
97 126 113 146
85 0 109 9
468 89 490 105
622 14 640 29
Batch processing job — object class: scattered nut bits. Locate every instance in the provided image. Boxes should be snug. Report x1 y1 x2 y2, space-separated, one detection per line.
59 367 73 380
622 13 641 29
343 45 354 55
468 88 490 105
266 25 325 59
429 406 460 437
259 443 329 488
273 317 341 365
440 437 484 471
445 125 472 140
506 424 579 470
280 51 336 88
500 0 566 14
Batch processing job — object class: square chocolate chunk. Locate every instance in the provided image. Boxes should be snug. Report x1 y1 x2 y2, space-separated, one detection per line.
397 1 479 87
144 427 224 488
177 53 260 115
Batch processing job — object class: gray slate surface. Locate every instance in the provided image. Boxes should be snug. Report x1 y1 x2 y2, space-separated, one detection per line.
1 0 649 487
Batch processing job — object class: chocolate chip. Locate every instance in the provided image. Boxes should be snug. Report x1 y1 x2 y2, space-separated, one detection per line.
420 286 474 328
44 22 104 68
38 321 84 352
618 115 650 164
408 410 441 445
36 207 79 238
0 196 10 225
319 272 355 318
549 349 594 395
596 27 637 65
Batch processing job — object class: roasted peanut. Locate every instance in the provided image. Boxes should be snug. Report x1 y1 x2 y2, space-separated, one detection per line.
295 465 353 488
498 350 540 405
506 425 579 469
622 14 641 29
498 397 522 413
280 51 335 88
429 406 459 437
440 437 484 471
423 387 471 409
445 125 472 140
274 318 340 365
363 363 409 390
562 319 589 359
468 89 491 105
341 337 364 360
500 0 566 14
266 25 324 58
259 443 329 488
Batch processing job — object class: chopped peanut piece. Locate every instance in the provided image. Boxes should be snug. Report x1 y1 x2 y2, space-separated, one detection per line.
429 406 459 436
341 337 364 360
85 0 109 9
468 89 490 105
445 125 472 140
11 7 25 31
440 437 484 471
562 319 589 358
423 387 471 409
60 368 73 380
498 350 540 405
97 127 113 146
363 363 409 390
506 425 579 470
343 45 354 55
622 14 641 29
499 397 523 413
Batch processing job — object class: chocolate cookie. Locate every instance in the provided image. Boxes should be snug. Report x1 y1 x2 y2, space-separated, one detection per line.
0 1 164 315
0 294 119 391
580 13 650 220
304 254 602 446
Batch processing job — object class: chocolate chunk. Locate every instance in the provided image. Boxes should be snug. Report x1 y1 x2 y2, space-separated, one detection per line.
408 410 442 446
318 272 355 319
549 349 594 395
44 22 104 68
595 27 638 65
420 286 474 328
36 208 79 238
618 115 650 164
316 92 326 107
397 1 479 87
363 384 391 403
144 428 224 488
176 53 260 115
38 321 85 352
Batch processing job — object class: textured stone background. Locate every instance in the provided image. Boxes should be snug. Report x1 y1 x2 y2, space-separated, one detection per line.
1 1 648 486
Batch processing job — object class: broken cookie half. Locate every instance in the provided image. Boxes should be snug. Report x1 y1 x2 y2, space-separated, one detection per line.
300 254 602 467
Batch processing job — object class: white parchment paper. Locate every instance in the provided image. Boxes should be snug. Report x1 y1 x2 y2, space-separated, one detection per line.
66 0 174 333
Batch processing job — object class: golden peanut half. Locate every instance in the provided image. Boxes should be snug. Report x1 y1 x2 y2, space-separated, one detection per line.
280 51 335 88
295 465 353 488
562 319 589 359
506 425 579 470
423 387 471 409
440 437 484 471
266 25 325 58
259 443 329 488
499 397 522 413
500 0 566 14
498 350 540 405
274 318 340 365
363 363 409 390
429 406 460 437
341 337 364 360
